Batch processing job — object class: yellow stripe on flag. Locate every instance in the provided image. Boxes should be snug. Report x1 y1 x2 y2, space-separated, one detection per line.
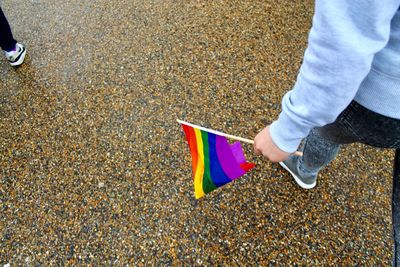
194 128 205 198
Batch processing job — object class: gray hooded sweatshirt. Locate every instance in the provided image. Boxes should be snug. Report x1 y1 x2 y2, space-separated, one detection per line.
270 0 400 152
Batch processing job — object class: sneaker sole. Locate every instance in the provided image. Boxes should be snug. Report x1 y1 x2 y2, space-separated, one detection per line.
9 47 26 67
279 161 316 189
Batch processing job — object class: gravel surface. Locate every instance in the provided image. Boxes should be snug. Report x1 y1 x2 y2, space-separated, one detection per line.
0 0 394 265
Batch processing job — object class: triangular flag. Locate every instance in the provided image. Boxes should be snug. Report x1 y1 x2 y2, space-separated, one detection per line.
179 121 255 199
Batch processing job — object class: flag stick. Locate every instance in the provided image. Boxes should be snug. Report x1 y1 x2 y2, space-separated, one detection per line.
177 119 303 156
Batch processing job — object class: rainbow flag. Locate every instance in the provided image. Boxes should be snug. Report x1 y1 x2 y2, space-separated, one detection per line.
179 120 255 199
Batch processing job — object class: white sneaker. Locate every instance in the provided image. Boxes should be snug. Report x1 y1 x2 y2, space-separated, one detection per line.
279 155 317 189
5 43 26 66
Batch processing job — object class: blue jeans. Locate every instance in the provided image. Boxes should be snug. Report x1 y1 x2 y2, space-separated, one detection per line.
298 101 400 265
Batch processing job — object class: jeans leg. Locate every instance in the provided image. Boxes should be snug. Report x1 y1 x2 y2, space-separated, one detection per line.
294 101 400 265
0 7 17 51
393 149 400 266
298 128 341 177
296 102 363 177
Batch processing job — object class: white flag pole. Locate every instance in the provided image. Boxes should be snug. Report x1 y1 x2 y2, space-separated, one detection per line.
177 119 303 156
177 119 254 144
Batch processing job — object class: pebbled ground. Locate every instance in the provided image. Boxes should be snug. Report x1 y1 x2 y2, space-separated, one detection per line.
0 0 394 265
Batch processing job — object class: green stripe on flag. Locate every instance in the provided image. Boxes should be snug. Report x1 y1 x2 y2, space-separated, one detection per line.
201 131 217 194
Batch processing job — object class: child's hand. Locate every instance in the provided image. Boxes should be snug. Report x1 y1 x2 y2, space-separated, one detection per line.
254 125 290 162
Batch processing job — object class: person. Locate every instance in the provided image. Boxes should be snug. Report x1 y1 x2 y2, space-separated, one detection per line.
253 0 400 265
0 7 26 66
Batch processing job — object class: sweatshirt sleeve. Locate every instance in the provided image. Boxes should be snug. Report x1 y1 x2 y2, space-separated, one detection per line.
269 0 400 153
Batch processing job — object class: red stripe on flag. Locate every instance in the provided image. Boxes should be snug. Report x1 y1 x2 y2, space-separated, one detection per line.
182 124 198 179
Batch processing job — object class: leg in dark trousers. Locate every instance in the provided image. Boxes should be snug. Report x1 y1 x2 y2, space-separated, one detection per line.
393 149 400 266
291 101 400 265
0 7 16 51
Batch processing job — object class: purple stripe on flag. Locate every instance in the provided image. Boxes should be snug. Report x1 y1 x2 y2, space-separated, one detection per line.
230 141 246 164
216 135 246 180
